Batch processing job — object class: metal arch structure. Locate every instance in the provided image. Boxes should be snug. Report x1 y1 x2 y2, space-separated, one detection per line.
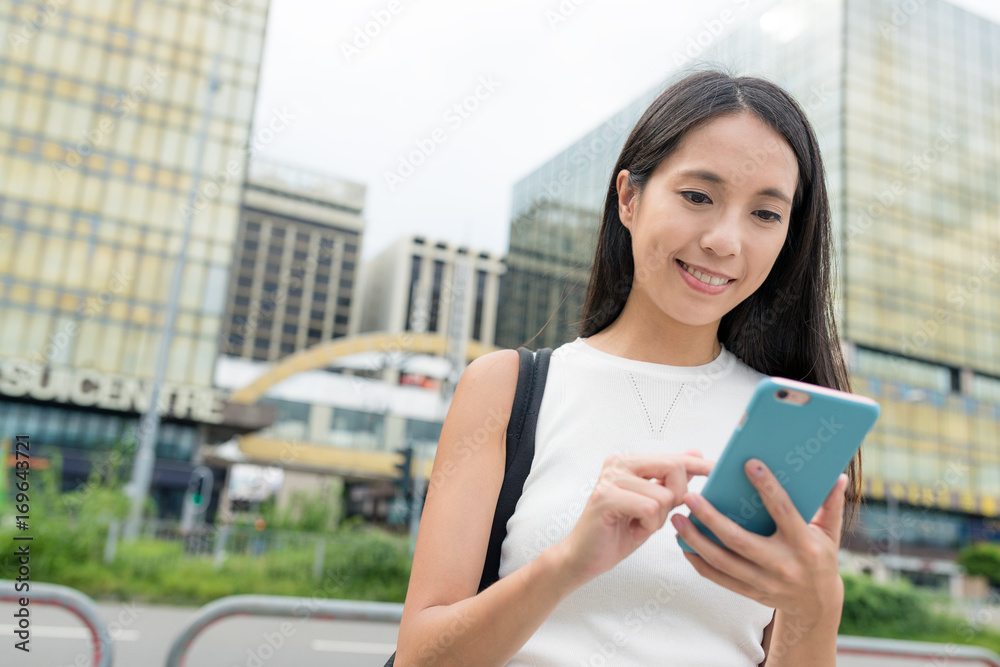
228 332 498 405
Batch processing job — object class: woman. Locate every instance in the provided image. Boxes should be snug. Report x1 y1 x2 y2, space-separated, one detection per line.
395 69 860 666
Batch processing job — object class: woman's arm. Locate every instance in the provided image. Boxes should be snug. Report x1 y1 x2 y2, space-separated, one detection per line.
763 597 843 666
395 350 585 666
396 350 715 666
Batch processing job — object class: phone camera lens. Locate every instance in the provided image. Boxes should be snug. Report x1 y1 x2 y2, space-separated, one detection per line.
777 390 789 399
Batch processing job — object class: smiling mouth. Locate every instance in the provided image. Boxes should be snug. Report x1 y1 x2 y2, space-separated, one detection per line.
677 260 735 286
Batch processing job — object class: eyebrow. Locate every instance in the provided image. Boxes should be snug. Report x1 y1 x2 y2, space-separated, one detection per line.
676 169 793 206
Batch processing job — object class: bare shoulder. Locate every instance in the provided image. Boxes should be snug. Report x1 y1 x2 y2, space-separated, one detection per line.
429 348 521 474
456 348 521 412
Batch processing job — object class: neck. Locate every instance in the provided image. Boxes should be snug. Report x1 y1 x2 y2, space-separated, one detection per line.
585 292 722 366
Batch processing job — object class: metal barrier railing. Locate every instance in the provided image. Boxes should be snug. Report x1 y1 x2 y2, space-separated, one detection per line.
6 584 999 665
838 635 1000 665
164 594 404 667
0 579 114 667
164 595 1000 666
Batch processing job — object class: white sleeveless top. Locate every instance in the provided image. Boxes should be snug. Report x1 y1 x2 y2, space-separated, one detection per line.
499 337 775 666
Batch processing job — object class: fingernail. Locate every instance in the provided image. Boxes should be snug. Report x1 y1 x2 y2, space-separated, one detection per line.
670 514 684 530
685 493 700 510
749 459 765 478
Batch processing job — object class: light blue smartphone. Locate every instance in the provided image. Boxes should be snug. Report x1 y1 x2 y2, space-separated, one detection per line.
676 377 880 553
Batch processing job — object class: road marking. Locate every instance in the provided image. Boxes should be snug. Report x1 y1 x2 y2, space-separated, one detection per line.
0 624 140 641
311 639 398 654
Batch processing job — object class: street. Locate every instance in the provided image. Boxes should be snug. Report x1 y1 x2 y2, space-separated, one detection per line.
0 599 399 666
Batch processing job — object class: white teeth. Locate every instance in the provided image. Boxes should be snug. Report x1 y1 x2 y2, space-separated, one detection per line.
679 261 731 286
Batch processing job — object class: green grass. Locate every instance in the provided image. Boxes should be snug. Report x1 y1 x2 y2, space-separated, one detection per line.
839 572 1000 654
0 447 413 606
0 521 412 606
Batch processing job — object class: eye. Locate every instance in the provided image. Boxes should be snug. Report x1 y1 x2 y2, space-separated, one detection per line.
681 191 711 205
753 210 782 223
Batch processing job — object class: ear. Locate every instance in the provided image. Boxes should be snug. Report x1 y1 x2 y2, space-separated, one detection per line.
616 169 637 231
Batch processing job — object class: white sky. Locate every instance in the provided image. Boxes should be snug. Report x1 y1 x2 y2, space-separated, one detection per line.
252 0 1000 263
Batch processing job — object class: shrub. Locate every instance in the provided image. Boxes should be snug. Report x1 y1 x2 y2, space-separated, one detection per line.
958 543 1000 587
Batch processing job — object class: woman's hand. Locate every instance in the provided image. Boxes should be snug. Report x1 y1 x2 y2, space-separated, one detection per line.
670 459 848 625
551 449 715 587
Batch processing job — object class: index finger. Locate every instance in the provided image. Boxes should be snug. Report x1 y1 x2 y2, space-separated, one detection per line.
608 453 715 480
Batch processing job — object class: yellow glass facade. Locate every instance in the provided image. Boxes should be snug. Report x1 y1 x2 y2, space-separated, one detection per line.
842 0 1000 513
0 0 270 387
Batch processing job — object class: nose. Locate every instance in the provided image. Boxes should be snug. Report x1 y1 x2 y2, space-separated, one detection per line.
699 206 742 257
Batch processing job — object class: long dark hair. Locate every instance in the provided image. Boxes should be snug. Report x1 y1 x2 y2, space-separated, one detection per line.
579 70 862 533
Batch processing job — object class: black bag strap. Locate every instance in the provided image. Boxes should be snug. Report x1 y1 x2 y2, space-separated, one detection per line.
477 346 553 593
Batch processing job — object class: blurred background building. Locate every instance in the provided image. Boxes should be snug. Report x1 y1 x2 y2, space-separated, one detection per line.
356 234 505 383
0 1 275 515
211 353 447 523
220 159 366 362
496 0 1000 590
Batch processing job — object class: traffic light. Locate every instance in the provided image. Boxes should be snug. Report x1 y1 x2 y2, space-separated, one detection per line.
186 473 202 502
182 466 213 525
394 446 414 498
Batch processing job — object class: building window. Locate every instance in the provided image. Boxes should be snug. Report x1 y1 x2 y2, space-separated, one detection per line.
330 408 385 450
429 260 445 332
472 269 487 341
405 418 443 446
405 254 422 332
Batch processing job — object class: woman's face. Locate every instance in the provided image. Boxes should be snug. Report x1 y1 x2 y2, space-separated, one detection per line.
616 112 798 330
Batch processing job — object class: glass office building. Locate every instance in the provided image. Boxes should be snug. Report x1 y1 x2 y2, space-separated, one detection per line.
221 160 366 362
0 0 273 513
497 0 1000 574
0 0 269 385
